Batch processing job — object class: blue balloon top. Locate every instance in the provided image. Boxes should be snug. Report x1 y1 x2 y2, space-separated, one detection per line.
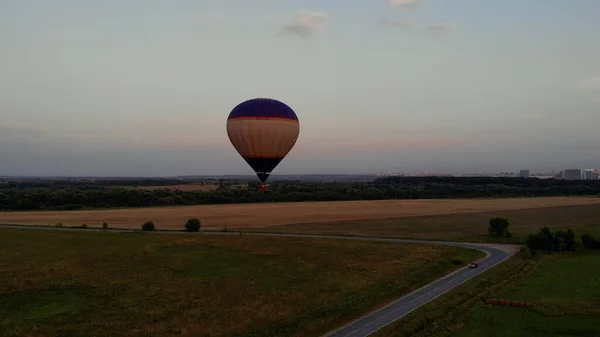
228 98 298 120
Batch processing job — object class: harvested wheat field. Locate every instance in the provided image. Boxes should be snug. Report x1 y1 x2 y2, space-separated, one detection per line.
0 197 599 230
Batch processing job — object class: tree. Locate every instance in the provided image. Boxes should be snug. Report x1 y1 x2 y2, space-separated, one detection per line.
539 227 554 252
581 234 600 249
488 217 510 237
565 229 576 252
142 221 155 231
566 229 577 252
185 218 201 232
526 227 576 253
554 229 576 252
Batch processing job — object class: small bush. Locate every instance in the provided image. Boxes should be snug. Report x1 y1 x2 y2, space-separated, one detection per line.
488 217 510 237
142 221 155 231
581 234 600 249
519 245 534 259
102 222 108 229
185 218 201 232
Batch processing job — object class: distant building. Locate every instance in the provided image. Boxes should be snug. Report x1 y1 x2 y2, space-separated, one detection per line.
519 170 530 178
563 169 583 180
582 169 599 180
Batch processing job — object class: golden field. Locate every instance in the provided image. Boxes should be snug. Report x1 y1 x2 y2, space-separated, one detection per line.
0 196 599 230
262 203 600 243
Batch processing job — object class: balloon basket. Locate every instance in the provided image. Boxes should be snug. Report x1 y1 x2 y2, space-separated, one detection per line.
258 185 269 192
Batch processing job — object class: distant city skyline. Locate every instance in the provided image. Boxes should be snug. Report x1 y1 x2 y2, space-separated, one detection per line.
2 167 598 179
2 0 600 176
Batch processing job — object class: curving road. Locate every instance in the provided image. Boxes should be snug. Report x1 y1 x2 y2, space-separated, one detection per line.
0 225 518 337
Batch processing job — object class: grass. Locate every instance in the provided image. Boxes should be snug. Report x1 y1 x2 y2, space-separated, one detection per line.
258 203 600 244
371 250 538 337
456 251 600 337
0 196 598 230
0 228 484 337
370 248 600 337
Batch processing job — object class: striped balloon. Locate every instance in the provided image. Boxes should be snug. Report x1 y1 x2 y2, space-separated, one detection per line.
226 98 300 183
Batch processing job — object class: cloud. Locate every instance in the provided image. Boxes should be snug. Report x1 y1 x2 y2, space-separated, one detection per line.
380 20 459 33
276 10 330 38
389 0 423 9
198 14 225 25
0 122 55 133
293 133 520 156
575 77 600 91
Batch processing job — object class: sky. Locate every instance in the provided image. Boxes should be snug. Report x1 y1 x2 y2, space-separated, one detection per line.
1 0 600 176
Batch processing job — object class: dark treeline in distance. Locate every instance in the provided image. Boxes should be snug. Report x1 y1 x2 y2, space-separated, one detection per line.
1 176 600 211
0 178 217 188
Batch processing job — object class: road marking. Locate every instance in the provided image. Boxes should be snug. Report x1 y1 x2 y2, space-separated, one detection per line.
408 294 425 304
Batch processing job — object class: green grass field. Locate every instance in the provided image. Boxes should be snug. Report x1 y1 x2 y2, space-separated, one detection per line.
0 229 484 337
370 250 537 337
254 204 600 244
456 251 600 337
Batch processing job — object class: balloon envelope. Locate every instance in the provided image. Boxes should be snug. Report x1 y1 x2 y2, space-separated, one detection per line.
226 98 300 183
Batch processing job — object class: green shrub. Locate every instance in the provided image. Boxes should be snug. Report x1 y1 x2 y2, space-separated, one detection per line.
526 227 576 254
488 217 510 237
141 221 155 231
185 218 201 232
581 233 600 249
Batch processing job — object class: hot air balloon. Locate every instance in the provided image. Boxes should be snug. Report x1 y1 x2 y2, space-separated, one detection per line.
226 98 300 191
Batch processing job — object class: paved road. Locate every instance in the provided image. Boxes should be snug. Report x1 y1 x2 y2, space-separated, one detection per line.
0 225 517 337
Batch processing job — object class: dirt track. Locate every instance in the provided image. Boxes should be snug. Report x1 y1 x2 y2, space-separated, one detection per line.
1 197 599 230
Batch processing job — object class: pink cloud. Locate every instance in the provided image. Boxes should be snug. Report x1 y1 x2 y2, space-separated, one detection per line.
292 137 463 156
292 134 521 156
0 122 53 133
389 0 422 8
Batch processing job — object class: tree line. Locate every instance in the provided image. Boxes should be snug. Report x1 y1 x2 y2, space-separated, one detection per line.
490 217 600 254
0 178 224 188
525 226 600 253
1 177 600 211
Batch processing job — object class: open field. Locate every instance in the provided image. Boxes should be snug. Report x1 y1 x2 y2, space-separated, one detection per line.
259 203 600 243
0 197 599 230
455 251 600 337
371 250 537 337
0 229 483 337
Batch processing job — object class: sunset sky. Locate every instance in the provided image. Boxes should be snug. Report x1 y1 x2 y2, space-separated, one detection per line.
1 0 600 176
